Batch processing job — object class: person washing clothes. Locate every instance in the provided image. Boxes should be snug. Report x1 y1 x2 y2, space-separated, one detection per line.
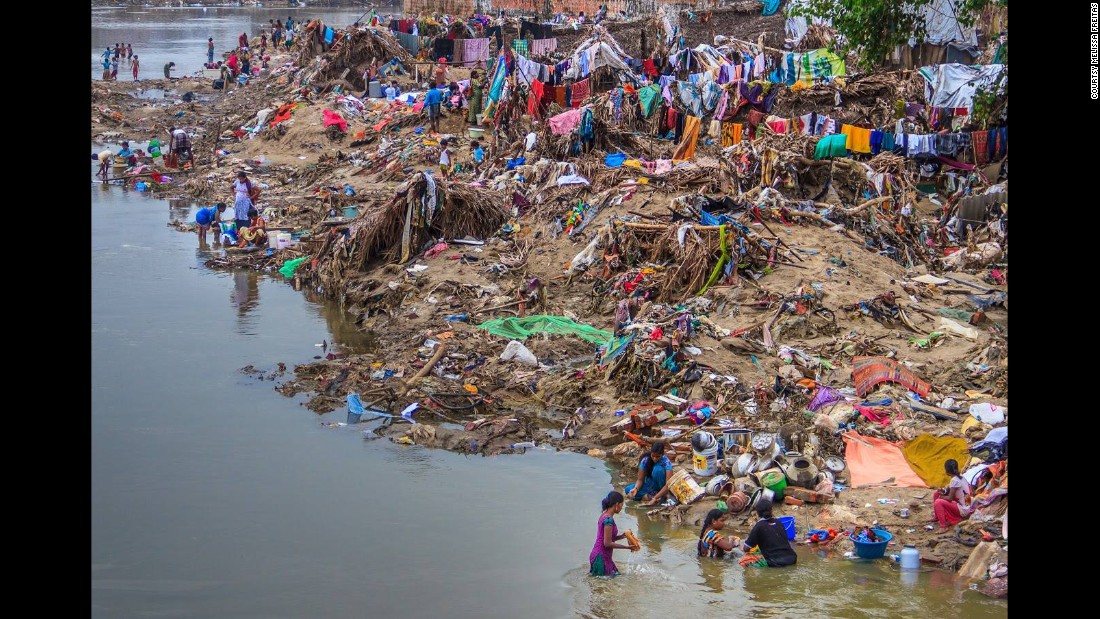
698 509 740 558
739 498 797 567
238 207 267 248
625 440 673 505
195 203 227 244
588 491 638 576
230 171 256 233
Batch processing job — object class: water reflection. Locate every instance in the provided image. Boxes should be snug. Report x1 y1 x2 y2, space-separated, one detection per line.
232 270 259 333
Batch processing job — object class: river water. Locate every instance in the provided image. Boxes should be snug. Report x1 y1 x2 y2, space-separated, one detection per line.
90 7 1007 618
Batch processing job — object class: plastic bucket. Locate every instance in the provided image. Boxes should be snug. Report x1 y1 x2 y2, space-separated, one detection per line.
692 443 719 477
777 515 796 541
276 233 291 250
761 470 788 498
850 529 893 559
668 468 705 505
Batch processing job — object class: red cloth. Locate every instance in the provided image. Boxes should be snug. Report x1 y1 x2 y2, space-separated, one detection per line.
529 79 544 119
571 78 589 108
322 109 348 132
851 356 930 397
971 130 989 165
933 491 965 527
643 59 658 78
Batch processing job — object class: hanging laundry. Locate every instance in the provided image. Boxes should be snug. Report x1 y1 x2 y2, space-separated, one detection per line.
721 122 743 147
549 108 584 135
571 78 590 107
638 85 661 118
461 38 489 68
512 39 528 55
713 91 730 121
766 116 789 134
673 115 702 161
643 58 658 79
881 132 895 152
554 85 568 107
529 79 545 119
906 134 936 157
799 113 814 135
814 134 848 160
869 130 883 154
433 38 454 62
677 81 704 117
701 81 723 114
530 38 557 56
771 49 846 87
840 125 872 153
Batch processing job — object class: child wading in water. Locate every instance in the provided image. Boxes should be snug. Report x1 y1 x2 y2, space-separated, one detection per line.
588 491 638 576
698 508 740 558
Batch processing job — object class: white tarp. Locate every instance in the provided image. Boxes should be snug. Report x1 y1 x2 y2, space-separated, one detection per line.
919 63 1006 109
920 0 978 45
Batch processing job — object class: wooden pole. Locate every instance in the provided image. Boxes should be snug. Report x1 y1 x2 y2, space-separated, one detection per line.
399 343 447 397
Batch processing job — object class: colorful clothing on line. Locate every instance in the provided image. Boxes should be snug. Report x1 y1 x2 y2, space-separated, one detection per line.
721 122 743 147
673 115 702 161
512 39 528 55
571 78 590 107
530 38 557 56
840 125 872 153
971 130 989 165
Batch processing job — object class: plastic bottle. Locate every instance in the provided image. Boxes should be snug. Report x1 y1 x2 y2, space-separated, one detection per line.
900 545 921 570
511 441 537 449
444 313 468 322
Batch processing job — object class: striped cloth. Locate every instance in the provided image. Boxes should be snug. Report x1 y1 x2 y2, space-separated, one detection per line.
530 38 557 56
512 39 528 55
851 356 930 398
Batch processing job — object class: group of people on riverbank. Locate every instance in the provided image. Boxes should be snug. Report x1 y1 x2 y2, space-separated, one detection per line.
591 440 798 577
591 440 983 576
193 170 266 248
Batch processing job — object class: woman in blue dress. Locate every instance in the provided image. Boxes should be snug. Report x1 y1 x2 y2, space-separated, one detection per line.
625 440 673 506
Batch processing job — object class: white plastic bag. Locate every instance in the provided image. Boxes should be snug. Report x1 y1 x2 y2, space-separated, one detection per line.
969 402 1006 424
500 340 538 367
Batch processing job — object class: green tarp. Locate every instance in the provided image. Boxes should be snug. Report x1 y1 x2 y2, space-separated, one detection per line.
278 256 308 278
814 134 849 160
477 315 612 345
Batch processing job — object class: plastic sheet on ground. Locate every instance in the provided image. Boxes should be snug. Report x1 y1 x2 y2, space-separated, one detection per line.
901 434 971 488
842 432 928 488
477 315 613 345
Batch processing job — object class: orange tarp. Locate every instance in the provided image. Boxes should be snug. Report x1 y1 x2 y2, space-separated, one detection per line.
841 432 927 488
